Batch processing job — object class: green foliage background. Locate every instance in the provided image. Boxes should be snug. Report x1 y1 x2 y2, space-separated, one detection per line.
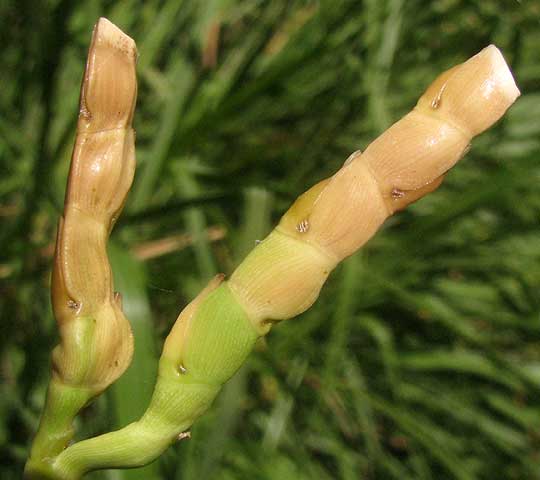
1 1 540 478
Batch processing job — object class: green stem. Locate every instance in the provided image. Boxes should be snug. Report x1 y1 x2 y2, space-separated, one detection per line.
24 379 92 479
47 283 259 479
51 376 220 479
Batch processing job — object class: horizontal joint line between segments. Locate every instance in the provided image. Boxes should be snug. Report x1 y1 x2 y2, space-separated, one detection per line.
76 126 133 135
413 107 472 140
273 227 339 266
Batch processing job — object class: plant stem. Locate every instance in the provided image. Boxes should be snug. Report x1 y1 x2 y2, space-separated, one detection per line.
50 376 220 479
46 282 258 479
24 379 92 479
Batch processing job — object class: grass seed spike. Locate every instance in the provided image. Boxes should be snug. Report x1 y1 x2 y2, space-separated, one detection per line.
24 18 520 480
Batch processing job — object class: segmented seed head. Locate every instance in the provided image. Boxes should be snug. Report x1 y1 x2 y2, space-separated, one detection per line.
51 18 137 393
229 45 520 327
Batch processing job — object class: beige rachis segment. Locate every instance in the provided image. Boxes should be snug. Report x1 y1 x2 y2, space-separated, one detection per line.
229 45 520 332
51 18 137 392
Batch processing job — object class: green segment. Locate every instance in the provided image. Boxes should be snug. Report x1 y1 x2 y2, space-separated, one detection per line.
51 315 97 388
182 283 259 385
49 282 259 478
143 376 220 435
108 244 160 480
51 382 220 479
24 380 92 479
182 186 274 480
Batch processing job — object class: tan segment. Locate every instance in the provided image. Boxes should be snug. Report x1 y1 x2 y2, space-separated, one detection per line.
229 230 337 331
65 129 135 225
363 110 470 193
295 161 389 260
415 45 520 137
78 18 137 134
52 210 110 319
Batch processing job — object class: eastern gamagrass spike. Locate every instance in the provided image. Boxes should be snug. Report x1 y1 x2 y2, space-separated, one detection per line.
51 17 137 394
49 41 519 479
25 18 138 479
229 45 520 331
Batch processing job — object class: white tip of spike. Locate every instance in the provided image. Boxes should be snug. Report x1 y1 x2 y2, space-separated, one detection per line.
479 45 521 104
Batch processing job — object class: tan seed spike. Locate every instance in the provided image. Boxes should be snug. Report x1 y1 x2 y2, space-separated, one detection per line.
283 44 520 261
231 45 520 327
51 18 137 393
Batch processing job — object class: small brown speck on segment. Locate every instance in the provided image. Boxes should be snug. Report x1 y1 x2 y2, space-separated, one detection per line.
391 188 405 199
430 82 446 109
80 103 92 121
177 431 191 441
296 219 310 233
67 299 80 310
114 291 123 309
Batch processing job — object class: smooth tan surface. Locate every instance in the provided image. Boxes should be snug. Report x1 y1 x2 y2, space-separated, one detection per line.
231 45 519 328
51 18 137 392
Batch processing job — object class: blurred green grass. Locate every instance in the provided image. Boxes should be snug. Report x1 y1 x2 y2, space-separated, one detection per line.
1 1 540 478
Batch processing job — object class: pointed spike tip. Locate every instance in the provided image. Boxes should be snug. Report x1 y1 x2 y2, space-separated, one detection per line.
79 18 138 133
93 17 136 56
478 44 521 103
